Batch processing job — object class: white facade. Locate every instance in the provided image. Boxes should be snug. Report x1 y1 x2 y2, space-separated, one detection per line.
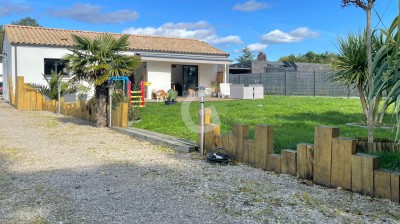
2 39 231 101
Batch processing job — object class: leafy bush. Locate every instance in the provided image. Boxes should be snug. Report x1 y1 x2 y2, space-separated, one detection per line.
30 71 77 100
112 90 128 110
167 89 178 101
128 106 141 121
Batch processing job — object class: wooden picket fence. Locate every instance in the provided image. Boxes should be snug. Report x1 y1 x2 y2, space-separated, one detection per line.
199 108 400 204
12 76 128 127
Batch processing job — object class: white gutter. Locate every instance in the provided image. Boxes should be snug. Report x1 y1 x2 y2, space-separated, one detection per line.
141 56 231 65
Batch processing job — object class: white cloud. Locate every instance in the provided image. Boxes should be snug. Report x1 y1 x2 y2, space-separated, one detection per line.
233 0 268 12
0 0 31 17
49 3 138 24
209 36 243 45
247 43 267 51
261 27 319 44
123 21 243 45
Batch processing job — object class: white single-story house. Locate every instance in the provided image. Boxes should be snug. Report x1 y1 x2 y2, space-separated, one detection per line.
1 25 231 101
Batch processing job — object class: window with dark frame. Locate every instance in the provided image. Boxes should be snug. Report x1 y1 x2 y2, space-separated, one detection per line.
44 59 69 76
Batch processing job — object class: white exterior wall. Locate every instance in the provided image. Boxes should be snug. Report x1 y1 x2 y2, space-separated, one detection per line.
146 61 171 99
2 35 13 102
16 45 71 85
2 40 230 101
198 64 218 87
144 62 218 99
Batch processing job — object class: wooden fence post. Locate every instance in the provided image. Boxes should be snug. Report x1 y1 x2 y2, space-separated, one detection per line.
16 76 25 110
374 169 392 200
313 126 339 187
232 124 249 163
351 153 380 196
391 172 400 203
36 92 43 111
244 139 255 166
281 149 297 175
331 137 357 190
204 124 220 153
297 143 314 180
8 77 15 106
254 125 274 170
197 107 212 147
120 103 128 127
267 154 281 173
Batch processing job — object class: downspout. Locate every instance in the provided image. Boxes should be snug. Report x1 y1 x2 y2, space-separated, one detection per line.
224 64 227 83
14 45 17 95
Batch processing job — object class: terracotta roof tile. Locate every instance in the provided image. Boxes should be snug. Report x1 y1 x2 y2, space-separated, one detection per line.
4 25 229 56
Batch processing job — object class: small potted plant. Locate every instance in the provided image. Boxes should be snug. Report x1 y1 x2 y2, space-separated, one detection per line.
210 80 218 97
165 89 178 105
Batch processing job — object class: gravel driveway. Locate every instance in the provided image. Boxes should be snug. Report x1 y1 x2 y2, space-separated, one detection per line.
0 100 399 224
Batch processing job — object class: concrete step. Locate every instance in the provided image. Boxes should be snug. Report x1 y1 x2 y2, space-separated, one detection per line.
110 126 198 153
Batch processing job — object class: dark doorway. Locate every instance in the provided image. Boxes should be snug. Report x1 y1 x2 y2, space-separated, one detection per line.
171 64 198 96
183 65 198 91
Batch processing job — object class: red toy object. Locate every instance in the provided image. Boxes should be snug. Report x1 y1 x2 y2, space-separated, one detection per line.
130 80 151 107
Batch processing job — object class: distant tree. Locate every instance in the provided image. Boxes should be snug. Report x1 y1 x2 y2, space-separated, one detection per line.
278 51 336 64
236 47 254 63
11 17 41 27
279 54 297 62
257 52 267 61
1 17 41 62
341 0 376 143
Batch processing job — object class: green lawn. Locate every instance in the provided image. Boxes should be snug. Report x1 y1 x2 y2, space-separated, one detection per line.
133 96 399 170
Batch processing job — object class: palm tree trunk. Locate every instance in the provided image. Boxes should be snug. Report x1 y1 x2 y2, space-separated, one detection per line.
357 84 369 118
95 83 108 128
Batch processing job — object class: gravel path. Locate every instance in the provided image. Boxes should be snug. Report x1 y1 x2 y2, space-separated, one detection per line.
0 100 399 224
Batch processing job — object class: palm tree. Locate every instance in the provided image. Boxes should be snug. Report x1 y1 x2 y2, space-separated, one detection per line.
66 33 141 127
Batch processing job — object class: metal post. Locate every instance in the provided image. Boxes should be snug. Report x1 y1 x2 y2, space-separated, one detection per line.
200 96 205 155
56 61 61 114
57 82 61 114
313 70 316 97
108 83 114 127
284 71 287 96
348 86 350 99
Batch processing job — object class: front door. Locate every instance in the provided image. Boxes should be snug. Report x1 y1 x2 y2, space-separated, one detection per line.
182 65 198 91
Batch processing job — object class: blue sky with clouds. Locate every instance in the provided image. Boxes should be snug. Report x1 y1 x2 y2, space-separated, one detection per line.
0 0 397 62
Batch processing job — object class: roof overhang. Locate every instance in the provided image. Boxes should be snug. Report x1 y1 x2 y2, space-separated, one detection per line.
9 43 232 65
128 51 232 65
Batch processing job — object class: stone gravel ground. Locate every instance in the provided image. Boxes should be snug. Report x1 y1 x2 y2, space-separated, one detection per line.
0 100 399 224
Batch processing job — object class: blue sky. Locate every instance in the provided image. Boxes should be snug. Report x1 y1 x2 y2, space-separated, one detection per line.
0 0 397 62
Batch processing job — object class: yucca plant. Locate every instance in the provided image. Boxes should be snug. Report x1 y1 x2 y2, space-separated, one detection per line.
331 31 369 117
370 5 400 138
30 71 76 100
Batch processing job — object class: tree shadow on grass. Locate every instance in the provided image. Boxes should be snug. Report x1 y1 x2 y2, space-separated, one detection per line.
277 111 365 126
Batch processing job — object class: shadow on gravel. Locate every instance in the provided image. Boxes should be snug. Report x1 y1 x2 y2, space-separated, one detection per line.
56 116 96 127
0 154 227 224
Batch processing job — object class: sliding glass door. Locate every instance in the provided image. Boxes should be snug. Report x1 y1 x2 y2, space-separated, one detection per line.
182 65 198 91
